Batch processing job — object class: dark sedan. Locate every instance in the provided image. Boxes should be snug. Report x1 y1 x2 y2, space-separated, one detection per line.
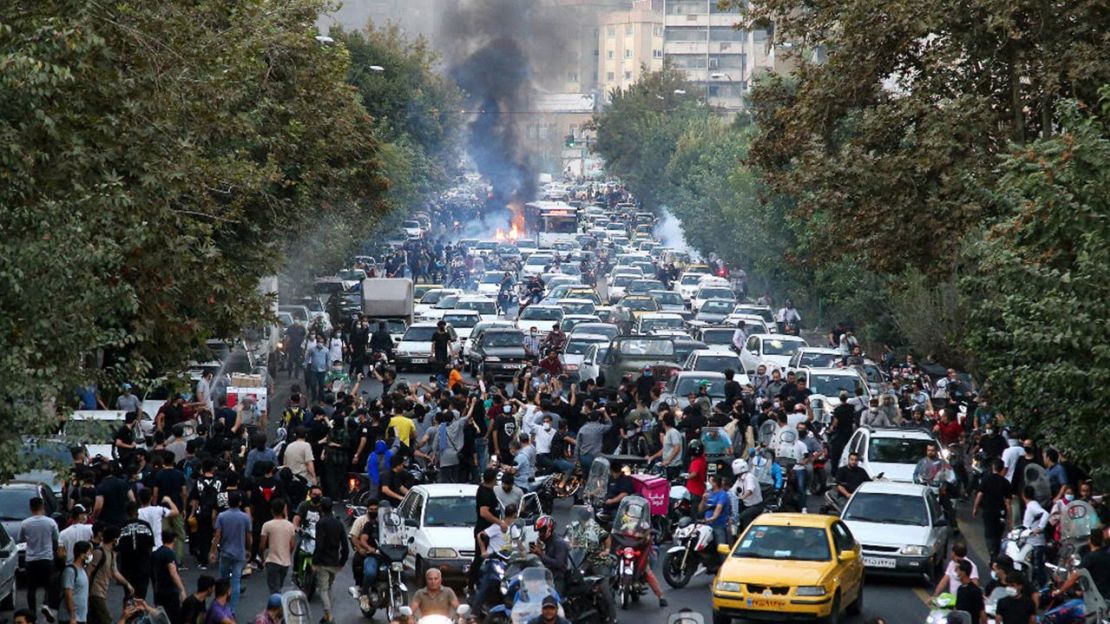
467 328 530 378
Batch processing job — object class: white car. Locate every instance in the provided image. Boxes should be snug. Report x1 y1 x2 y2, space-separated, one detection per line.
674 272 705 300
402 219 424 239
683 349 747 377
722 313 771 336
476 271 507 297
802 367 871 404
692 326 740 353
396 484 479 584
696 274 731 289
691 285 736 313
634 312 687 337
419 294 461 323
648 290 688 317
606 273 637 303
787 347 844 371
840 481 950 581
515 305 564 335
63 410 143 460
561 333 611 379
395 322 457 371
454 295 499 322
440 310 482 345
415 288 462 319
577 343 610 383
555 298 597 317
522 254 555 277
559 314 601 333
732 303 776 328
0 522 16 610
738 333 809 374
838 427 942 483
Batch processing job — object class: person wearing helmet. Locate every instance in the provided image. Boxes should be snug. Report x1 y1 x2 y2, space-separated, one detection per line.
530 515 570 593
732 458 764 533
685 440 708 518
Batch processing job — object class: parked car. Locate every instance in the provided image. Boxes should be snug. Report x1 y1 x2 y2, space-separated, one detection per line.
0 521 17 609
840 481 951 583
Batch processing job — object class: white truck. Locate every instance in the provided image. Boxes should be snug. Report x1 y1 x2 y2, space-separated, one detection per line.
362 278 414 327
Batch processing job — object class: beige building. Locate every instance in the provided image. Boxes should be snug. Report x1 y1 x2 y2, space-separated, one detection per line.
597 6 665 102
661 0 773 112
525 94 598 176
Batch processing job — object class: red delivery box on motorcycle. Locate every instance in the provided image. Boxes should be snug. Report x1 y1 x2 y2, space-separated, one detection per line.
631 474 668 516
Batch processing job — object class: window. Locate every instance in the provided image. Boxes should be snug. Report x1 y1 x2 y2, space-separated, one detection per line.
666 0 707 15
624 49 632 59
567 71 579 82
831 522 856 552
607 25 615 37
653 49 663 58
654 25 665 37
710 26 745 41
607 71 615 80
625 24 634 35
665 27 707 42
624 71 632 80
607 50 614 59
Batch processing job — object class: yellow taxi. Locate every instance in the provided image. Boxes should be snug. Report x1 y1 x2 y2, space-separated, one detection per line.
711 513 864 624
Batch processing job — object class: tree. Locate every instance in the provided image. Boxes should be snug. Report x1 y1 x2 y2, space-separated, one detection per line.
0 0 388 472
964 93 1110 477
732 0 1110 276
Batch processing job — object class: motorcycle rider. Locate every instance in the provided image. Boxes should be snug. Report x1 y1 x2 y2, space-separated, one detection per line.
353 500 381 613
527 595 571 624
565 508 616 624
369 322 394 363
530 516 569 593
833 452 871 506
292 485 324 534
699 474 732 548
1045 529 1110 623
470 504 520 613
543 323 567 354
612 503 667 608
914 443 957 524
732 458 764 533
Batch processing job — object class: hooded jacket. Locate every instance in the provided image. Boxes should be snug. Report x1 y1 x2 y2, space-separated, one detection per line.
366 440 392 486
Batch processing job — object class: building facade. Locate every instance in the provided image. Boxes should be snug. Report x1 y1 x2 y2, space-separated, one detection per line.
661 0 772 111
597 6 665 102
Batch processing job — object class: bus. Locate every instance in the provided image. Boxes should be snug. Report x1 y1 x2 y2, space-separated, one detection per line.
524 201 579 248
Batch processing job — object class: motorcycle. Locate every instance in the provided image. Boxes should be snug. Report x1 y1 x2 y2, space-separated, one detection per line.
1053 499 1103 584
292 527 317 599
662 517 723 588
611 495 654 609
563 507 614 624
356 511 409 620
1000 525 1036 582
926 594 972 624
473 521 541 622
493 567 565 624
397 604 474 624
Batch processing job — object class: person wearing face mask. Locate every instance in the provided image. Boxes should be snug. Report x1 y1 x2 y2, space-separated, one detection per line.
305 336 331 402
352 500 381 611
495 473 524 513
977 420 1008 461
859 397 892 428
523 327 542 360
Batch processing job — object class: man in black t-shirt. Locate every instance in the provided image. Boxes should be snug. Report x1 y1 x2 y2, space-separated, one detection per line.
972 458 1013 560
834 452 871 499
493 406 518 464
94 465 134 528
118 501 156 600
470 469 503 591
954 560 984 620
1052 529 1110 603
180 574 215 624
379 455 413 507
432 321 453 370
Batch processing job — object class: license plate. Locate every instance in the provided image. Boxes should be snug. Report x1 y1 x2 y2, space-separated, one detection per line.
410 358 427 364
749 598 786 609
863 556 897 568
502 363 523 369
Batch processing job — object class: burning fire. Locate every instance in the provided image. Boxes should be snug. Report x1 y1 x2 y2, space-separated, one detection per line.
494 225 521 242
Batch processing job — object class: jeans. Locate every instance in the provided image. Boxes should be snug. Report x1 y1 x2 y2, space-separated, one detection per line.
315 565 340 616
154 591 181 624
1032 544 1047 588
218 554 245 613
265 562 288 594
794 468 808 511
475 438 489 482
25 559 56 615
712 524 730 550
468 561 498 612
361 557 380 594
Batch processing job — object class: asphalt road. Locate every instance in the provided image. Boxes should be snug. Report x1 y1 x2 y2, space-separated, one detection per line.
6 373 980 624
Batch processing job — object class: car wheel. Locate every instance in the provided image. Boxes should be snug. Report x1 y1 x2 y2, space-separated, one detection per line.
847 584 863 616
711 610 731 624
824 593 841 624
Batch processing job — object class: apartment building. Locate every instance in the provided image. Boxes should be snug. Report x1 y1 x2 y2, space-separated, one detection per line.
597 6 665 101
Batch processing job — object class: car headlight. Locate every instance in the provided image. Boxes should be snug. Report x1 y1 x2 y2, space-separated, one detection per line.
795 586 827 596
485 356 501 362
391 562 404 571
715 581 741 593
426 548 459 559
900 545 928 556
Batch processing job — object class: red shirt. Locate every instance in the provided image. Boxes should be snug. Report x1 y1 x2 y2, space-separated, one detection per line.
686 456 708 497
538 357 564 377
935 420 962 445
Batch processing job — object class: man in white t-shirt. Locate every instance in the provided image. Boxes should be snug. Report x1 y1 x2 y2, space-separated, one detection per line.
59 505 94 564
533 414 557 455
138 489 180 550
1001 444 1025 482
932 543 979 597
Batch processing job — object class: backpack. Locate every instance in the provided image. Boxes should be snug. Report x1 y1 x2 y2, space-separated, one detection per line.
194 476 221 514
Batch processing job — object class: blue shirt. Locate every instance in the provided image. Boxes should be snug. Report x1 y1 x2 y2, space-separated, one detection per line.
1047 463 1067 494
215 508 251 561
304 344 329 372
704 490 731 528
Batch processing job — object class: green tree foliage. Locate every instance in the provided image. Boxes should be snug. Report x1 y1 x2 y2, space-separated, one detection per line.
733 0 1110 276
0 0 389 467
964 94 1110 477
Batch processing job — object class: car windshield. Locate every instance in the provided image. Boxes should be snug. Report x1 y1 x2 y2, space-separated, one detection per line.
337 269 365 281
560 302 595 315
620 298 658 311
642 317 684 331
800 352 842 368
612 275 635 287
699 288 735 300
0 489 36 521
22 440 74 470
521 307 563 321
735 306 775 323
700 329 733 345
565 338 605 355
481 273 504 284
857 364 884 383
433 295 459 310
690 356 738 372
762 338 805 356
482 332 525 348
442 314 479 328
734 525 831 562
574 324 619 339
64 419 122 442
868 437 934 464
617 339 674 357
842 493 929 526
674 377 726 396
628 281 662 294
680 274 702 285
650 291 684 306
807 373 863 397
701 300 735 314
457 300 497 315
423 496 478 527
420 291 447 305
526 256 554 267
402 327 438 342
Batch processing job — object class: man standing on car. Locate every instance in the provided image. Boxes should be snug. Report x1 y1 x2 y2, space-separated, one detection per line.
431 320 453 376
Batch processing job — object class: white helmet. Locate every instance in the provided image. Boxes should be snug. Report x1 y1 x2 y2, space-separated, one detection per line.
732 458 749 475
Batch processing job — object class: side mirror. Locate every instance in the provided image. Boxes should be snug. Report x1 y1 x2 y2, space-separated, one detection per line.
934 515 948 527
404 518 419 528
840 550 859 562
717 544 731 556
